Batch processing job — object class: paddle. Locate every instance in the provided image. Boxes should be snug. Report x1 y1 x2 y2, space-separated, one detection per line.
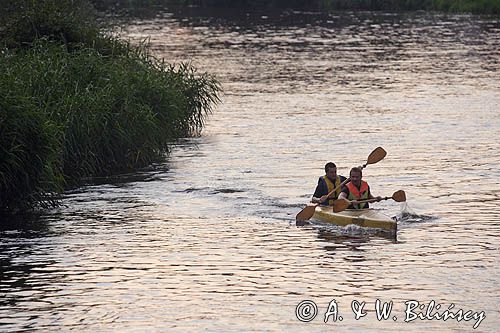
295 147 387 222
295 178 349 222
363 146 387 169
332 190 406 213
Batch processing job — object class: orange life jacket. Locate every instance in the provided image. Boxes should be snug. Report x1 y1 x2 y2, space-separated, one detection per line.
346 181 370 209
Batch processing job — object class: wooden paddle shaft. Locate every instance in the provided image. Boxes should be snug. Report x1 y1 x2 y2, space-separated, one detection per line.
354 197 390 204
324 177 350 200
354 190 406 204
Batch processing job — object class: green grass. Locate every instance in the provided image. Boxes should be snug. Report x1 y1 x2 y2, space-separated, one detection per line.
0 0 221 213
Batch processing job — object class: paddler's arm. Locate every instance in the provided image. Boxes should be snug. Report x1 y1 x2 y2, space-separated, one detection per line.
311 177 328 204
338 187 365 206
312 194 329 204
338 191 351 204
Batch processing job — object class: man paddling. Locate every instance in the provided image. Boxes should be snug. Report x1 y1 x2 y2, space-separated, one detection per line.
311 162 347 205
339 167 381 209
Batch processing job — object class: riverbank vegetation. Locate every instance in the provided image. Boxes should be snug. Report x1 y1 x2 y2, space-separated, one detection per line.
0 0 221 214
91 0 500 14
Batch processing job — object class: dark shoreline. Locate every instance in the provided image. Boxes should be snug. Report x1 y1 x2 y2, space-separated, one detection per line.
90 0 500 15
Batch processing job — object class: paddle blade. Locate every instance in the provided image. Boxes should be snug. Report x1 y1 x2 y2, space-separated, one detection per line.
333 198 350 213
392 190 406 202
296 204 317 221
366 147 387 165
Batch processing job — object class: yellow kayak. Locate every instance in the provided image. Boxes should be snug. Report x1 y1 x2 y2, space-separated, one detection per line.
313 205 397 233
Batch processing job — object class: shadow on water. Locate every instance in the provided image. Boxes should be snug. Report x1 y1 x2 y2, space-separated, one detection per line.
76 163 170 187
318 226 396 244
0 214 60 312
0 211 51 232
296 221 398 255
318 224 397 241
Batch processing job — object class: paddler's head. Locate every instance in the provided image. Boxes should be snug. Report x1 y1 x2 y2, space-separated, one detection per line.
349 167 363 187
324 162 337 181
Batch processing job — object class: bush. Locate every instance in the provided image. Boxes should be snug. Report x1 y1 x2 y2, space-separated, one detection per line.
0 80 63 211
0 1 221 213
1 0 133 52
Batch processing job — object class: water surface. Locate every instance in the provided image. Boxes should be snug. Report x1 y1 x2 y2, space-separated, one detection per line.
1 8 499 332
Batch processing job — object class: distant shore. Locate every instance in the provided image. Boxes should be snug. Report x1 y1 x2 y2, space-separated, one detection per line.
90 0 500 15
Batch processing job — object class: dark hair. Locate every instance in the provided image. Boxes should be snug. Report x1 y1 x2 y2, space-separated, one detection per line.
350 167 362 177
325 162 337 173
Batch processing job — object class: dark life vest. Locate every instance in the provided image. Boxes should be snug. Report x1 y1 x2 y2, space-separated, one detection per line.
321 175 342 205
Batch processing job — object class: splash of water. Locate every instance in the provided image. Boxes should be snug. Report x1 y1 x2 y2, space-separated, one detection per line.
395 202 436 223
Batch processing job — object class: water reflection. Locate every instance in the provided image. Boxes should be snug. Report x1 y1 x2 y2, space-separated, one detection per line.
121 7 499 96
1 8 499 333
317 226 398 247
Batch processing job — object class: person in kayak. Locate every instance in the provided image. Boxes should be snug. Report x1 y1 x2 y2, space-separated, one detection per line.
339 167 382 209
311 162 347 206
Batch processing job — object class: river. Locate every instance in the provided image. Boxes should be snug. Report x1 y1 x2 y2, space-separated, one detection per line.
1 7 499 332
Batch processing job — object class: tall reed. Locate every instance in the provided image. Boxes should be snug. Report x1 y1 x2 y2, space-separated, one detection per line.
0 0 221 213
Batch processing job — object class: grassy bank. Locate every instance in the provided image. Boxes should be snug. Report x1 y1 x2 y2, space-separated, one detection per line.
0 0 221 213
90 0 500 14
